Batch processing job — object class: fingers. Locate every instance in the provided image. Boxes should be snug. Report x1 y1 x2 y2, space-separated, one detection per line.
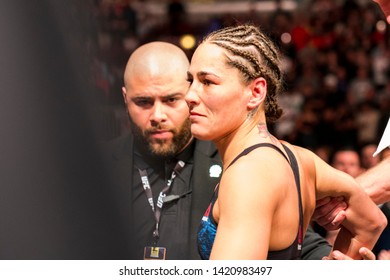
378 249 390 260
329 210 346 228
326 250 353 260
359 247 376 260
315 197 332 208
323 248 376 260
312 197 348 230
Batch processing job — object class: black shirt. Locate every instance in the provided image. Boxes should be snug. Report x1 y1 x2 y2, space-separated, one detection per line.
131 140 195 259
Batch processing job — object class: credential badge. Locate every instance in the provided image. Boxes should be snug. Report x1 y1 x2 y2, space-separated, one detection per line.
209 164 222 178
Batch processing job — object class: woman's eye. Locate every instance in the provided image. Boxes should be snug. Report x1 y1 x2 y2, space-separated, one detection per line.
203 79 212 86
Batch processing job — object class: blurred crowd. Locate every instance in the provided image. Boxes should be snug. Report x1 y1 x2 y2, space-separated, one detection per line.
88 0 390 163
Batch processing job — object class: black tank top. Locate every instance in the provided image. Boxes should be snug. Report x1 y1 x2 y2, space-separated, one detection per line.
197 143 303 259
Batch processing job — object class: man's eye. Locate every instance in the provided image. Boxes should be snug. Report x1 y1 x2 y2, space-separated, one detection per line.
167 97 177 103
134 100 152 107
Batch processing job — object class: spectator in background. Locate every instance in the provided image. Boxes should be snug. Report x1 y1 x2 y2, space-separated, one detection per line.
331 146 364 178
347 66 375 107
355 102 381 146
360 142 381 169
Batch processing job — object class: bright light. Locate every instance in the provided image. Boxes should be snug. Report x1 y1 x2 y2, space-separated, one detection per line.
376 20 387 33
281 32 291 44
180 34 196 50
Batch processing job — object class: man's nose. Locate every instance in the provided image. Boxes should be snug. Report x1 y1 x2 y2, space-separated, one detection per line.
150 103 166 123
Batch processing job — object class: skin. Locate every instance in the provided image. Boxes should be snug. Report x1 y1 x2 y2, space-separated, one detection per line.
314 157 390 260
315 156 390 230
356 157 390 205
186 41 386 260
323 247 376 260
374 0 390 23
122 42 192 158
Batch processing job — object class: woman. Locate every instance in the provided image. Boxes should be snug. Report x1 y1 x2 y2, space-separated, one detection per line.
185 25 386 259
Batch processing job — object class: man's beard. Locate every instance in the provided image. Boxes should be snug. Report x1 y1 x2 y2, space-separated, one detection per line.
130 118 192 158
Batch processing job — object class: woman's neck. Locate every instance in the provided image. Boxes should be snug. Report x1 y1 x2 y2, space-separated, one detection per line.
215 118 276 170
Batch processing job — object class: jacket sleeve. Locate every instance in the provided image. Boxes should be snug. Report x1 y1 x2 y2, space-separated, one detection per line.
301 225 332 260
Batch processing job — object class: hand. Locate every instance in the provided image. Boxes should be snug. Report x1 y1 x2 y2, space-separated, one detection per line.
312 196 348 231
378 249 390 260
323 247 376 260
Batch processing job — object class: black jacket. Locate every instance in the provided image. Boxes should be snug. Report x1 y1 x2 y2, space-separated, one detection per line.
103 133 222 259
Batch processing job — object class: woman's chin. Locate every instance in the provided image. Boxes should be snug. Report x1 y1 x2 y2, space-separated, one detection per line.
191 129 212 141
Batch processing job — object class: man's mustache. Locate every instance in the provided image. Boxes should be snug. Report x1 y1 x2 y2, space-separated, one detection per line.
145 127 175 136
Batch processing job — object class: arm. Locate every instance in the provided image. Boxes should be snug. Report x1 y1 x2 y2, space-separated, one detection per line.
313 157 390 230
302 227 377 260
356 157 390 205
313 152 387 259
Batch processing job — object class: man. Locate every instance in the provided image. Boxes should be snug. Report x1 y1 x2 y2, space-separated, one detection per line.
331 147 363 178
104 42 222 260
360 143 380 169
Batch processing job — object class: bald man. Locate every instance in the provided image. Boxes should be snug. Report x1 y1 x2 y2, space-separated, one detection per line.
104 42 222 260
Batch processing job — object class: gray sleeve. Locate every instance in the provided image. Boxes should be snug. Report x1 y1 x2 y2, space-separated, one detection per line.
301 225 332 260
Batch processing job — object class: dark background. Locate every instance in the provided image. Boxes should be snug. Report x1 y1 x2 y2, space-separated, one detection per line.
0 0 130 259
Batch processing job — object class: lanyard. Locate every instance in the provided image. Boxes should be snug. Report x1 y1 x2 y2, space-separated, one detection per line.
138 160 185 244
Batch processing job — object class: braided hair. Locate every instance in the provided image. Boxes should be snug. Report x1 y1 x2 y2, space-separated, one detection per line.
202 24 284 122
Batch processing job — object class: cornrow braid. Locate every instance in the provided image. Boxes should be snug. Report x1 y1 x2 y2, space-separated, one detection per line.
216 37 282 81
202 24 284 122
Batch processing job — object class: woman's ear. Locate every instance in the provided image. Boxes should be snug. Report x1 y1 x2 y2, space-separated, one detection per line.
247 77 267 110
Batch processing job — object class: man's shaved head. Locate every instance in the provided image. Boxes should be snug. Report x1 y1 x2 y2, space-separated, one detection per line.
124 41 189 88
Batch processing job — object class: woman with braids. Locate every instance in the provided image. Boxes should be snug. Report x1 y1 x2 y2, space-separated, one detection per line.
185 24 386 260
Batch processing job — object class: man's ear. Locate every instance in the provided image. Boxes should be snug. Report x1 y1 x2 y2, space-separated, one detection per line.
247 77 267 110
122 86 128 105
